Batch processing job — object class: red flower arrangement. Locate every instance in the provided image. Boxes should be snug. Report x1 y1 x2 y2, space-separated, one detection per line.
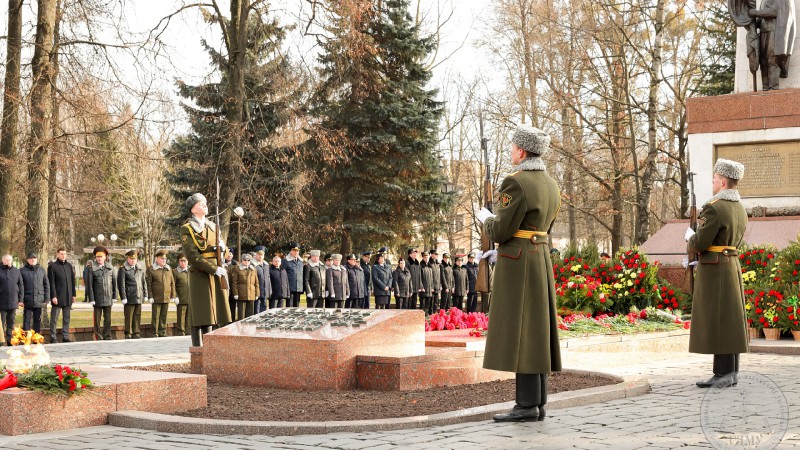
425 307 488 333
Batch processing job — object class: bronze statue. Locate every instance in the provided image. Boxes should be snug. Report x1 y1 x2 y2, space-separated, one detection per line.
729 0 796 91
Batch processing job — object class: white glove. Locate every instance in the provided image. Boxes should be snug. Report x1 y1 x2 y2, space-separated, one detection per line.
480 249 498 264
122 299 127 305
681 257 700 268
172 298 180 304
477 207 496 224
307 292 313 299
148 298 155 304
234 295 239 300
215 267 227 277
325 291 329 297
684 227 696 241
89 301 95 306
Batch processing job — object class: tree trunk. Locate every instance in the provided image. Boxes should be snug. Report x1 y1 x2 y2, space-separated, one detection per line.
0 0 24 255
48 0 62 250
25 0 58 257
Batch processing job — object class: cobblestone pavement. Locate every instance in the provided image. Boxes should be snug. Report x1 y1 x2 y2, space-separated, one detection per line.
1 343 798 449
39 336 192 367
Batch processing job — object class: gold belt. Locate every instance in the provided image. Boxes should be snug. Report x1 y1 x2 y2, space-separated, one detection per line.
513 230 548 239
706 245 738 256
201 252 217 258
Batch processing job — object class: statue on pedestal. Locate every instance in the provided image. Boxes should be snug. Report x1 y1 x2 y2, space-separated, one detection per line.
729 0 796 90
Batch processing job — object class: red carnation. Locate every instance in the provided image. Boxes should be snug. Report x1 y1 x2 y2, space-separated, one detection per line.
69 379 77 391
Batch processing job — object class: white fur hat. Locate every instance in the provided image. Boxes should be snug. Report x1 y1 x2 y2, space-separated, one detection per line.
714 158 745 180
512 125 550 155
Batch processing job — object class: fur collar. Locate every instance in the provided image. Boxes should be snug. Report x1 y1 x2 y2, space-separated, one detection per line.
515 157 546 172
406 257 419 265
123 261 140 270
187 216 214 234
175 267 189 273
704 189 741 207
285 254 299 262
329 264 345 272
238 263 254 271
152 263 171 270
308 261 321 268
91 260 113 271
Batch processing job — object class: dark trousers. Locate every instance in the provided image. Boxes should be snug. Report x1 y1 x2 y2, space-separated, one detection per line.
289 292 301 308
307 296 324 308
236 301 254 321
124 303 142 338
452 295 464 311
255 297 267 313
713 354 739 375
269 298 285 309
176 304 190 335
327 299 343 309
344 297 354 308
516 373 548 409
420 295 432 314
1 309 16 343
152 303 169 337
440 291 452 311
24 307 43 333
408 293 418 309
395 296 407 309
362 296 370 309
466 292 478 312
229 296 237 318
50 305 72 342
93 306 112 340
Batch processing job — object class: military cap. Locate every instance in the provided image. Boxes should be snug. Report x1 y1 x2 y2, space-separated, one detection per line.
442 252 450 258
93 246 109 256
467 252 476 258
378 246 388 254
290 242 301 251
253 245 266 254
155 249 168 258
26 252 38 259
361 250 372 256
309 249 321 257
347 253 357 261
455 256 463 262
124 249 138 258
324 253 332 261
241 253 252 261
185 193 207 211
407 248 418 255
332 253 343 261
430 249 439 255
177 252 187 261
512 125 550 155
421 251 430 257
714 158 745 180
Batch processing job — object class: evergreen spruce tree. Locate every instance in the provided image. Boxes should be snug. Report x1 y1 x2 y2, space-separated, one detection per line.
165 12 304 250
311 0 452 254
697 1 736 96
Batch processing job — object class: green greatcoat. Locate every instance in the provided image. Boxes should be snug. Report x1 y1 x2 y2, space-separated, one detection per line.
180 220 232 328
173 268 191 305
482 163 562 374
687 191 749 355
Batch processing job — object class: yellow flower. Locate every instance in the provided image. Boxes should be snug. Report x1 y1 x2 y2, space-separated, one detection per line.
745 303 751 310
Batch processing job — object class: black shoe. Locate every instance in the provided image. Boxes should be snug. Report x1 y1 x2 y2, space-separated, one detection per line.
62 339 72 343
696 373 737 388
493 405 539 422
538 405 546 421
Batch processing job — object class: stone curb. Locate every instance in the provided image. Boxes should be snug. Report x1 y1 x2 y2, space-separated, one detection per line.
750 343 800 355
108 370 650 436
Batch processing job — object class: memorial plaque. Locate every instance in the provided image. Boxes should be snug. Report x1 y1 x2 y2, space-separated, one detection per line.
716 141 800 197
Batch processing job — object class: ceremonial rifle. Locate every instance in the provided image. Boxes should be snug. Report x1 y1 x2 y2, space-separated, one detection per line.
476 110 493 294
215 177 229 290
686 171 697 293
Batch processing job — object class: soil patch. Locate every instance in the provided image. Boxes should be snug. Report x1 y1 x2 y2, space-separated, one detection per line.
122 363 618 421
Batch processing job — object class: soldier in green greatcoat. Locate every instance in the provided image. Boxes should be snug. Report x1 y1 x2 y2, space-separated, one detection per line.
180 193 232 347
478 125 561 422
686 158 749 388
172 253 191 336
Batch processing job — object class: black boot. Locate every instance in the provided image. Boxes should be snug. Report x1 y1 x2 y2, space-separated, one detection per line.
696 354 737 388
494 373 541 422
190 327 203 347
538 373 548 421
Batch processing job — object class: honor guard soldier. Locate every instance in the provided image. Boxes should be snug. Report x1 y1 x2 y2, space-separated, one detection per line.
180 193 232 347
686 158 749 388
118 249 147 339
147 249 176 337
477 125 561 422
173 253 191 335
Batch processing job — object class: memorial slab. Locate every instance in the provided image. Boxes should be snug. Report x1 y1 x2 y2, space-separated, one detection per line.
202 308 426 390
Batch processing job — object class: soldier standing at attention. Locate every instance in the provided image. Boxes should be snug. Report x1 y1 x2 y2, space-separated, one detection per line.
118 249 147 339
147 249 176 337
452 256 468 311
406 248 422 309
360 251 373 309
439 252 454 311
173 253 191 335
465 252 479 312
686 159 749 388
477 125 561 422
252 246 270 313
180 193 232 347
86 246 117 341
283 243 304 308
428 250 441 315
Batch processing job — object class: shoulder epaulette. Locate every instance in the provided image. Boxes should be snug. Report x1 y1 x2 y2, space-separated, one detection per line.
510 171 521 177
708 199 719 205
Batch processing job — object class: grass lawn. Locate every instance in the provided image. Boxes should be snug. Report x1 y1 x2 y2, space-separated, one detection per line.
14 308 178 329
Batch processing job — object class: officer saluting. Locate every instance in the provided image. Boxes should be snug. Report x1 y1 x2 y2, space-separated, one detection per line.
686 159 748 388
180 193 232 347
477 125 561 422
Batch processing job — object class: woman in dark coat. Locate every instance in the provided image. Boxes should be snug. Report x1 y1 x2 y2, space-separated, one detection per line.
326 254 349 309
392 258 413 309
371 254 392 309
268 256 290 309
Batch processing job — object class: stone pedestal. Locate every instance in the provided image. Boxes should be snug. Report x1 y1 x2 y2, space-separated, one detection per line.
202 309 425 390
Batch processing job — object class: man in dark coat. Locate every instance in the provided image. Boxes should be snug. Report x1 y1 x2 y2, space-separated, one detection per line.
283 243 304 308
406 249 422 309
0 254 24 343
392 258 413 309
21 253 50 334
268 255 290 309
252 246 270 313
86 246 117 340
452 256 468 311
439 253 454 311
465 252 478 312
428 250 442 315
478 125 561 422
118 249 147 339
304 250 326 308
359 251 373 309
346 254 366 309
372 253 393 309
686 158 749 388
419 251 434 313
48 247 76 343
